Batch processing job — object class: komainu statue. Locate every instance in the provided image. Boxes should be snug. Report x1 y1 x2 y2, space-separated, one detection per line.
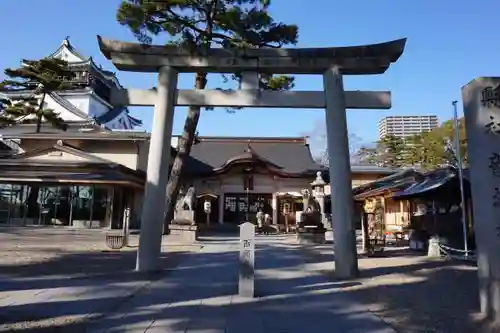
175 186 196 212
170 186 198 241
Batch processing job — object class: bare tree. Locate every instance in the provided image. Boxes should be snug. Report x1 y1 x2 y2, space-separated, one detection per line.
305 119 363 167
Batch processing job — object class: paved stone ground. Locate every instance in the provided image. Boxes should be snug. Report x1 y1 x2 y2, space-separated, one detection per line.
3 228 486 333
0 227 201 332
299 239 487 333
63 234 396 333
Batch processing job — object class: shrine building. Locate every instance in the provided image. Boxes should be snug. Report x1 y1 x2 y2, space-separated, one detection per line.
185 136 396 228
0 131 397 229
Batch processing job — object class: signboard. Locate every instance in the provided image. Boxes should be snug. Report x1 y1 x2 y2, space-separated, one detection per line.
239 222 255 298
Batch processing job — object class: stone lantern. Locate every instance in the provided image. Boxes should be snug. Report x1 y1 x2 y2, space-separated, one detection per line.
311 171 327 227
311 171 326 197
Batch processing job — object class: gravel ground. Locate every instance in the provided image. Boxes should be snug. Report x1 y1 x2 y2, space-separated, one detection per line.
300 243 490 333
0 227 201 274
0 226 202 332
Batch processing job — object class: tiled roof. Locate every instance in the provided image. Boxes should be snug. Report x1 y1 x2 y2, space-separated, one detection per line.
48 38 88 61
0 160 145 187
392 167 470 199
0 131 150 140
350 165 401 174
95 106 143 128
186 137 320 176
352 168 420 198
48 38 122 90
128 115 143 127
317 165 400 184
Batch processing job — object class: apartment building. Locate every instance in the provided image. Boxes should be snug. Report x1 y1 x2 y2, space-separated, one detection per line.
378 115 439 139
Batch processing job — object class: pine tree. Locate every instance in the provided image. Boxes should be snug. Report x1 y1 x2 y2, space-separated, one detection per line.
351 146 378 165
0 58 75 132
374 135 405 168
402 134 424 166
117 0 298 230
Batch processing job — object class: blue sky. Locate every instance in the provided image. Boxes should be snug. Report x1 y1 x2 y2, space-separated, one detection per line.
0 0 498 153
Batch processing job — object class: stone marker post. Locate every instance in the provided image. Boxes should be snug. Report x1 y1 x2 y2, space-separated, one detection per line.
239 222 255 298
123 206 130 247
463 77 500 322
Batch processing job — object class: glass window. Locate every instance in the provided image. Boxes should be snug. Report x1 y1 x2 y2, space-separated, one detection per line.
72 185 92 221
53 186 72 225
9 184 27 221
25 185 41 221
92 187 108 221
0 184 12 224
38 186 58 225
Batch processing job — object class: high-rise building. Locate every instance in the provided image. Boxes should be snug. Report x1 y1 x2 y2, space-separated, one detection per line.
378 115 439 139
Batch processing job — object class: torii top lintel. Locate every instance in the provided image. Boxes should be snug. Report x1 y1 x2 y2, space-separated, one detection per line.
97 36 406 75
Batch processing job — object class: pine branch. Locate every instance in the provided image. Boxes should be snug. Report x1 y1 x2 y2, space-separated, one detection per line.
0 58 76 131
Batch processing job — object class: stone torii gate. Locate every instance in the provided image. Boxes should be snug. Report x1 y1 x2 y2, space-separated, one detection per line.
97 36 406 278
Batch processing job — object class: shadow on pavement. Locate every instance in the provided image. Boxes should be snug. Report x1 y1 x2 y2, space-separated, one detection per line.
0 234 489 333
0 239 390 333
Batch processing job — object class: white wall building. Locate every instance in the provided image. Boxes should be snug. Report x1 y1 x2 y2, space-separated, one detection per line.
378 115 439 139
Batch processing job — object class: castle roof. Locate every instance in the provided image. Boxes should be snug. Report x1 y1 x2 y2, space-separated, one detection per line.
41 38 143 128
48 37 121 90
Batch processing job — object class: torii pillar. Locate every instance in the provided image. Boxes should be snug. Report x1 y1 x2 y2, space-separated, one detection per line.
97 36 406 276
324 66 359 277
135 66 177 271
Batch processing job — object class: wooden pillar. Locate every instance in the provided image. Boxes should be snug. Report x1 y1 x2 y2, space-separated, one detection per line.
219 192 224 224
399 200 404 225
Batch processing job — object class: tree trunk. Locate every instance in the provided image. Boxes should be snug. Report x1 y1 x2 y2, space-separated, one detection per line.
163 72 207 233
162 0 216 233
35 93 46 133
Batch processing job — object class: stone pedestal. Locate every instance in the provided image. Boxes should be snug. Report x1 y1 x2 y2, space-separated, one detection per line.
296 211 327 245
168 224 199 243
173 210 195 225
427 237 441 258
297 226 326 245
